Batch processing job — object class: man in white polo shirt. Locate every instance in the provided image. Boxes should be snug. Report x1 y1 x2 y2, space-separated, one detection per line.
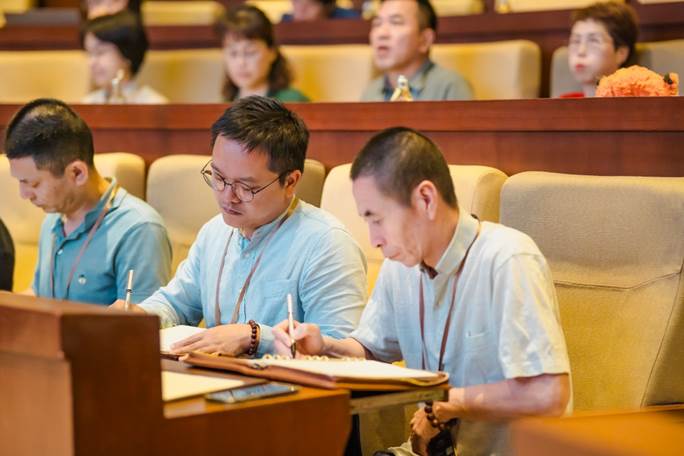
274 127 571 456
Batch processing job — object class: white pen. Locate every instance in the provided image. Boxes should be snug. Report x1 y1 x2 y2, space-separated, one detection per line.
124 269 134 311
287 293 297 358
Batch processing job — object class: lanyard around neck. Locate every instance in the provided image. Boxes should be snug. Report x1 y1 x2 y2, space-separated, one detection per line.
213 197 299 325
49 184 120 300
419 220 480 372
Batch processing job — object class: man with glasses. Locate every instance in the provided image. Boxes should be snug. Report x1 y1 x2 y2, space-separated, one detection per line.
112 96 367 357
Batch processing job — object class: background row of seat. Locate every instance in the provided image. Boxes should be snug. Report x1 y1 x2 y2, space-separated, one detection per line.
2 151 682 418
2 38 681 102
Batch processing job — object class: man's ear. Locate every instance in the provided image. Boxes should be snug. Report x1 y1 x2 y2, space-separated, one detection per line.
411 180 439 220
418 27 436 55
284 169 302 197
65 161 90 186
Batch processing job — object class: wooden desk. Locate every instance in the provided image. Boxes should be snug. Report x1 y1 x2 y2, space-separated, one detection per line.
0 293 350 456
1 98 681 177
511 407 684 456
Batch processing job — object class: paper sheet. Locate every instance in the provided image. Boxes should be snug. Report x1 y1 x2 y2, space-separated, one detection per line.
253 359 440 381
160 325 206 353
161 371 244 401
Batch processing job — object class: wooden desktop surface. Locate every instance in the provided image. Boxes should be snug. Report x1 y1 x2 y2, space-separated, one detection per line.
0 293 351 456
1 98 681 178
511 406 684 456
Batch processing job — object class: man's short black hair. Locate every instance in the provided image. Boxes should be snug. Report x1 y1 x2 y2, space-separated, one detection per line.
210 96 309 184
351 127 457 209
381 0 438 32
81 10 148 76
4 98 95 177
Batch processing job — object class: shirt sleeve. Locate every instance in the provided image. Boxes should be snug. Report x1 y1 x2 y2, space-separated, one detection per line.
445 74 474 101
494 253 571 379
139 225 206 328
114 222 172 304
350 260 403 363
258 228 368 356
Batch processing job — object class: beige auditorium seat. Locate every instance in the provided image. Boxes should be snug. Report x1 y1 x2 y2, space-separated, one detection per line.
94 152 145 199
283 45 374 102
432 40 541 99
432 0 484 16
246 0 355 23
0 152 147 291
0 0 35 13
551 39 684 98
0 50 88 103
142 1 224 26
146 155 217 271
147 154 326 270
500 172 684 410
321 163 506 291
138 49 224 103
495 0 622 13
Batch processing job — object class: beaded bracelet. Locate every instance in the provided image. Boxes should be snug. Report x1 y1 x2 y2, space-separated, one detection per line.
246 320 260 357
424 400 447 431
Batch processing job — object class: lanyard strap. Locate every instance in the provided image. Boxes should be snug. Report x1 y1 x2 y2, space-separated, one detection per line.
49 184 120 299
213 197 299 325
419 220 480 372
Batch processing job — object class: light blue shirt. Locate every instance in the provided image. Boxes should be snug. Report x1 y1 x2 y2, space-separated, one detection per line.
34 179 172 306
140 200 368 356
352 212 570 455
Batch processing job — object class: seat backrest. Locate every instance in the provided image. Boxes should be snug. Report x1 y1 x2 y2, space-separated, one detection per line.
0 156 44 291
298 159 326 207
94 152 146 199
495 0 621 13
432 40 541 99
137 49 224 103
141 1 224 26
500 172 684 410
432 0 484 16
0 50 89 103
551 39 684 97
282 45 374 102
0 152 147 291
321 163 507 290
146 154 217 271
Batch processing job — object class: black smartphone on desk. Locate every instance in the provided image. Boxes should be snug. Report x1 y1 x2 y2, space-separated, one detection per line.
205 383 298 404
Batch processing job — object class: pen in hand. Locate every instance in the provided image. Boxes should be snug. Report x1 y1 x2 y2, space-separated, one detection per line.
287 293 297 358
124 269 134 311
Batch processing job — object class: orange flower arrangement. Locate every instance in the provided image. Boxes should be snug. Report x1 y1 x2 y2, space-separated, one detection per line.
596 65 679 97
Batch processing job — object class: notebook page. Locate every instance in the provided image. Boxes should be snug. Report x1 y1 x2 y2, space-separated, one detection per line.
160 325 206 353
161 371 244 401
254 359 440 380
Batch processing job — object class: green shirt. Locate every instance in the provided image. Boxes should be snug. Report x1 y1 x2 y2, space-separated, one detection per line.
269 87 310 102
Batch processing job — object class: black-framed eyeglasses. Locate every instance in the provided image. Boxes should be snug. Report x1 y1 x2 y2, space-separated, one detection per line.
200 160 288 203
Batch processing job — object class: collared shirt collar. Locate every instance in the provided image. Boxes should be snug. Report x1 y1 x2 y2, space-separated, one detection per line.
237 197 298 251
423 210 479 280
382 59 435 100
52 178 120 240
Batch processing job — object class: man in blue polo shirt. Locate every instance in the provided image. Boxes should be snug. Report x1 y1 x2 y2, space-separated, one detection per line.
4 98 171 305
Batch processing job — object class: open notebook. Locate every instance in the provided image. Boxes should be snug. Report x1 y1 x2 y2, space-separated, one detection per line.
181 352 449 390
160 325 206 354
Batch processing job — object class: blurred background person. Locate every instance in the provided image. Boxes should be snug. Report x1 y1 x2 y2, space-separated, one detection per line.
221 5 310 102
361 0 472 101
562 1 638 98
0 217 14 292
81 11 168 103
281 0 360 22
